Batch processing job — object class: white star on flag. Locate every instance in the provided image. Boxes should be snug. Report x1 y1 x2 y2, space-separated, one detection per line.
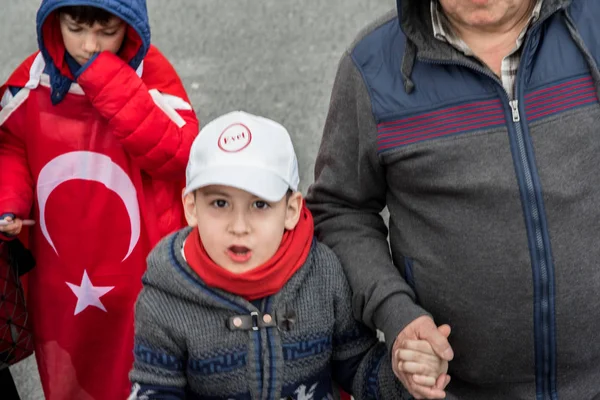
66 270 115 315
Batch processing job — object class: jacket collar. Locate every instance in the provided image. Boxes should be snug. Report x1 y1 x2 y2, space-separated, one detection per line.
396 0 572 62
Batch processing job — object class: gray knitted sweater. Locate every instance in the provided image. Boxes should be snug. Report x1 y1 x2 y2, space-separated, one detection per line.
128 228 408 400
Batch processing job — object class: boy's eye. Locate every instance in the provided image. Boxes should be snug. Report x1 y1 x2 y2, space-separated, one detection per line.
253 201 270 210
67 27 83 33
211 199 228 208
102 31 118 36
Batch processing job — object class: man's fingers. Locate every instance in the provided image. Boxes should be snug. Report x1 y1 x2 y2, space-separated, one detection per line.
438 324 451 338
399 360 437 376
392 366 447 400
418 321 454 361
412 374 437 387
393 316 453 398
435 373 452 389
444 374 451 388
401 339 436 353
397 346 440 363
407 381 447 400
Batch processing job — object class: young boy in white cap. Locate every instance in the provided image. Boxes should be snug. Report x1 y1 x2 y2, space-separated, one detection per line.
128 111 444 399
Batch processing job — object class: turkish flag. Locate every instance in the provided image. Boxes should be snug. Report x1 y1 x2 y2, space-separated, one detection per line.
5 84 156 400
29 169 148 400
1 44 192 399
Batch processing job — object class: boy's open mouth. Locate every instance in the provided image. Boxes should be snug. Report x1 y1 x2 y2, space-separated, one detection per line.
227 245 252 263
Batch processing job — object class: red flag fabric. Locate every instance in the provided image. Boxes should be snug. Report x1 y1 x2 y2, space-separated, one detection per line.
0 1 198 398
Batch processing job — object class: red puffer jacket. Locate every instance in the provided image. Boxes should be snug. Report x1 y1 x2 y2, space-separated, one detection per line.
0 45 198 245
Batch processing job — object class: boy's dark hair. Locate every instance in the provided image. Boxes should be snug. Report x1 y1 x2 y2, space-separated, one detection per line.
58 6 115 26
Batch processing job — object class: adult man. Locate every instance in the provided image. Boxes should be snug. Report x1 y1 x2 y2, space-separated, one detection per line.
307 0 600 398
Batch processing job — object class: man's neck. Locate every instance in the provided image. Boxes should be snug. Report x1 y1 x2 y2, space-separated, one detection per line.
443 0 536 75
442 0 537 76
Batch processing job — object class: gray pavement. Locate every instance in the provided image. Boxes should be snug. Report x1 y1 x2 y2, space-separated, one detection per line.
0 0 394 398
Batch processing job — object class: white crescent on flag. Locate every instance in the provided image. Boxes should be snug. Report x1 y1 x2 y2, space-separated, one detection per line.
37 151 140 261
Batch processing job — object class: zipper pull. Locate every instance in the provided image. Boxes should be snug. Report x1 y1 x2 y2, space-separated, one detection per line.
510 100 520 122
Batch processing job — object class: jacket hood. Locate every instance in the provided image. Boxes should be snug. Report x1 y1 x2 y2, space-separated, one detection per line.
36 0 151 80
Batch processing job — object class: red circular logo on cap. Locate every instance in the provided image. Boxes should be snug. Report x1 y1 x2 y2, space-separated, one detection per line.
218 123 252 152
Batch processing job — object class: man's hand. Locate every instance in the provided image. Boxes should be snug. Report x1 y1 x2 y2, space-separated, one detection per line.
392 316 454 399
397 338 449 386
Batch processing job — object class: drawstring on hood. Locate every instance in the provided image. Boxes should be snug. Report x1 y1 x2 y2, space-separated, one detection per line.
397 0 429 94
401 39 417 94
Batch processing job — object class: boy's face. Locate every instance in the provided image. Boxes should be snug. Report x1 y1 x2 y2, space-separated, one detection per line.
183 185 303 274
59 13 127 66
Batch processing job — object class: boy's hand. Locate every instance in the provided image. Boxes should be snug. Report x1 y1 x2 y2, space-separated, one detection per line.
0 215 23 236
0 214 34 237
392 316 453 399
397 339 449 386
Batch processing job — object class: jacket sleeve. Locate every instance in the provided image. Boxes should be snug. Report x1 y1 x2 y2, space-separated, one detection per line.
128 283 187 400
0 86 34 241
305 52 429 351
328 248 409 400
76 49 199 180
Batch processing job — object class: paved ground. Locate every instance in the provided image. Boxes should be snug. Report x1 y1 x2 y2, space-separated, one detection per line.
0 0 394 398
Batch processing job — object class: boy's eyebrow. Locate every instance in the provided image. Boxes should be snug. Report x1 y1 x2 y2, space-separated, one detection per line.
61 15 77 24
103 19 124 29
200 190 231 197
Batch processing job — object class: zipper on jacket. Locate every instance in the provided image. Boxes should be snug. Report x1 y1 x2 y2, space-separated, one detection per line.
421 32 556 399
253 311 264 400
505 29 556 400
258 298 267 400
509 95 554 400
263 297 276 400
510 100 520 122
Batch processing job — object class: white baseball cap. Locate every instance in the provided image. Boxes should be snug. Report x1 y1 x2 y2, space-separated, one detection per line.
184 111 300 202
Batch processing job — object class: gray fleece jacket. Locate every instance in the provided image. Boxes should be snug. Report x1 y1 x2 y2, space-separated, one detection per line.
128 228 408 400
307 0 600 399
